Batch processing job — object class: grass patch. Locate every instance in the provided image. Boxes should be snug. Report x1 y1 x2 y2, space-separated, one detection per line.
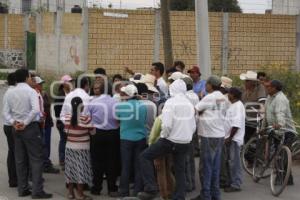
0 72 8 80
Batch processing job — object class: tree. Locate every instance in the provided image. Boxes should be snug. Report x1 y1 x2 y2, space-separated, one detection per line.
208 0 241 12
170 0 242 13
170 0 194 11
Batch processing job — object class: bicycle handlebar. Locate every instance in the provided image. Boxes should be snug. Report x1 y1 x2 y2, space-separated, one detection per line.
261 126 298 136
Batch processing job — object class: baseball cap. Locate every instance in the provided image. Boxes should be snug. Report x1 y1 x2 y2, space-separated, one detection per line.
207 75 222 87
120 84 138 97
61 75 73 83
187 66 201 75
34 76 45 84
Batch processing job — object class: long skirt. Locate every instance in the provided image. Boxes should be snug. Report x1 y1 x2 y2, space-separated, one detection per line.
65 148 93 186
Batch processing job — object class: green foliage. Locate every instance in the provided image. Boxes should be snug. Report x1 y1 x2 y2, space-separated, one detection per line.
0 72 8 80
229 66 300 126
264 66 300 125
170 0 195 11
169 0 242 13
208 0 242 12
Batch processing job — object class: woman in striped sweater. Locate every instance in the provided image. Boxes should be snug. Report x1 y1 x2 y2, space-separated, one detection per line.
63 96 94 200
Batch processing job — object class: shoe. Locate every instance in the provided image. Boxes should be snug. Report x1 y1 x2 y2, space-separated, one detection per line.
287 176 294 186
9 183 18 188
90 188 101 196
43 166 60 174
32 191 53 199
109 191 121 198
190 195 204 200
224 187 241 193
19 190 32 197
137 192 159 200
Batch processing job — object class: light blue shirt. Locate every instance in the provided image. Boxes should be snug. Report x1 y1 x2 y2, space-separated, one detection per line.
115 99 147 141
193 79 207 97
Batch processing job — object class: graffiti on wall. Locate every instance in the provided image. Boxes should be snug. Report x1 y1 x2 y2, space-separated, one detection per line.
174 40 194 58
37 34 83 73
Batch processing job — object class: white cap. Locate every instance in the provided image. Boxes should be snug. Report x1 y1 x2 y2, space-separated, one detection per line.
120 84 138 97
168 72 188 81
34 76 45 84
240 71 258 81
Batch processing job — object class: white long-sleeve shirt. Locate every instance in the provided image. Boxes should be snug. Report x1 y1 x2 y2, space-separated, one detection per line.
160 80 196 144
195 91 228 138
60 88 91 121
157 77 169 98
5 83 40 126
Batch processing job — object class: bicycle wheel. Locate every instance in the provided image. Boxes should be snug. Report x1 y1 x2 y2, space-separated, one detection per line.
252 136 271 182
270 145 292 197
241 137 257 176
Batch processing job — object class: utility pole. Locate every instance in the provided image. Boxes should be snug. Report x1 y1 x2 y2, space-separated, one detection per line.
195 0 211 79
47 0 50 11
160 0 173 69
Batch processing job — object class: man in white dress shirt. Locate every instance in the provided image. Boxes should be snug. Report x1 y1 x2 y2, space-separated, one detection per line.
150 62 169 101
5 69 52 199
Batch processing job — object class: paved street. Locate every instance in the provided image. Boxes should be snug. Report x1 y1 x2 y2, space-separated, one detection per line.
0 85 299 200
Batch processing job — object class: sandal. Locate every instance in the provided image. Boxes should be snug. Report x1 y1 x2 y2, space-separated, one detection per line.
76 195 93 200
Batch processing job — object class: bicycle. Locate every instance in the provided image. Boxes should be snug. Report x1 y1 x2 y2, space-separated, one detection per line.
241 106 265 176
252 126 296 197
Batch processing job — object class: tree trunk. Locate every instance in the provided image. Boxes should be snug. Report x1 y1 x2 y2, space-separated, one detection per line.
160 0 173 69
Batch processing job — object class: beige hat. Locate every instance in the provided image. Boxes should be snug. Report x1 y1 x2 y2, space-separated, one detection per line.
221 76 232 89
240 71 258 81
168 72 187 81
141 74 159 93
120 84 138 97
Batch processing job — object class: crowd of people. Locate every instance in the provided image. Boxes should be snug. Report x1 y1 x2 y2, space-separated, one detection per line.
2 60 297 200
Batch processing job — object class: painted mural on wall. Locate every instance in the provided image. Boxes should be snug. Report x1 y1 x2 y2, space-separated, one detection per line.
0 49 24 68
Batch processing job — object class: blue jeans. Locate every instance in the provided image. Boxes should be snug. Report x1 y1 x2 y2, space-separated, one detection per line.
200 137 224 200
43 127 52 160
225 141 242 189
140 138 189 200
120 139 147 196
185 143 195 191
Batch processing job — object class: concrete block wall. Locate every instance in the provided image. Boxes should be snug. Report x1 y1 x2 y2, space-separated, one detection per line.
88 9 156 75
0 15 4 49
88 9 297 76
227 14 296 75
168 12 223 74
62 13 82 35
7 15 24 49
